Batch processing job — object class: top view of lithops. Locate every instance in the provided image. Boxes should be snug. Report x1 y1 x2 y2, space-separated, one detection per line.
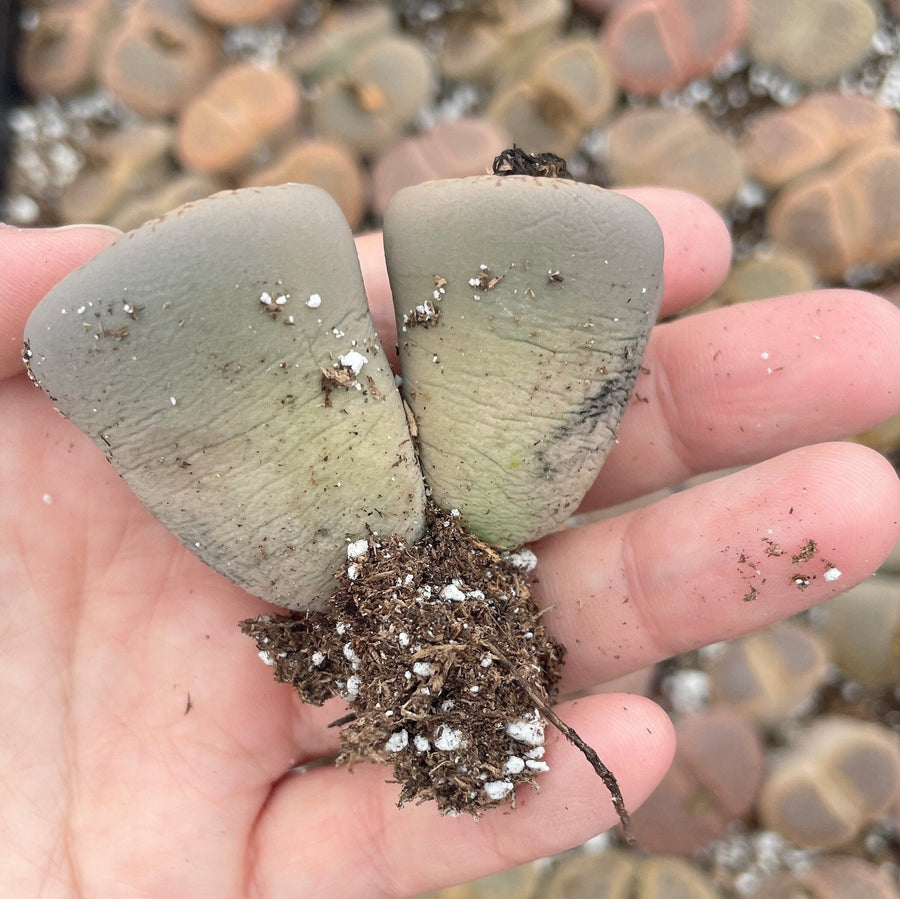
22 154 664 822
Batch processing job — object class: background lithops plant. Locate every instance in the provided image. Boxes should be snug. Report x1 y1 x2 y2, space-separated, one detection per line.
242 138 367 230
175 63 301 176
706 621 829 726
758 716 900 850
310 34 437 157
626 705 765 854
23 156 664 824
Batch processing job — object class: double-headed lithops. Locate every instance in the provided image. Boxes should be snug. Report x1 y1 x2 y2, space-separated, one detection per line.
24 154 664 825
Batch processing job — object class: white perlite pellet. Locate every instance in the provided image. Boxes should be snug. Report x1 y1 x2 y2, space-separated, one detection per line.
484 780 514 801
434 724 465 751
347 539 369 560
385 730 409 752
505 713 545 747
338 350 367 375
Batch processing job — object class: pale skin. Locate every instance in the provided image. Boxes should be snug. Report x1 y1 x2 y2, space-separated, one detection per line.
1 188 899 898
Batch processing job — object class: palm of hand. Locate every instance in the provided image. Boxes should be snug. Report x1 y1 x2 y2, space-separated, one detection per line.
3 377 289 894
2 194 900 897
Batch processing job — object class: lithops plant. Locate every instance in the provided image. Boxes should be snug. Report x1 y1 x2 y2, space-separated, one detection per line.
700 248 816 311
820 577 900 689
437 0 568 85
176 63 301 175
751 856 900 899
741 92 896 192
758 716 900 850
287 4 394 84
17 0 116 98
627 705 765 855
487 38 617 157
58 122 175 225
747 0 878 87
108 171 224 232
23 154 664 822
99 0 219 118
242 139 367 230
542 848 722 899
606 107 744 210
310 35 437 157
371 118 511 217
706 621 829 726
188 0 295 26
601 0 748 96
768 142 900 279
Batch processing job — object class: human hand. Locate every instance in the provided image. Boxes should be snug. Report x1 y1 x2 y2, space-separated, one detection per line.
2 190 898 898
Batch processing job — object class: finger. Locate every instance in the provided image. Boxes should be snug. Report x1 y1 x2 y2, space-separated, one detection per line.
356 188 733 368
0 224 121 381
533 442 900 691
581 289 900 508
247 694 675 898
356 230 398 370
615 187 732 316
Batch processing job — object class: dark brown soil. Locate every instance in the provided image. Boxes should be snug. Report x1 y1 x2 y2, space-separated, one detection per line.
242 503 626 823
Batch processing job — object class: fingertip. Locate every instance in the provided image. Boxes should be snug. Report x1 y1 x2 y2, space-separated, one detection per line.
355 230 398 365
819 441 900 559
617 187 733 314
46 223 123 238
552 692 676 811
850 289 900 396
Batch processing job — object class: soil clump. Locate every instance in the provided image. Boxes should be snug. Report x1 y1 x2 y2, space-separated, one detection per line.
242 502 626 825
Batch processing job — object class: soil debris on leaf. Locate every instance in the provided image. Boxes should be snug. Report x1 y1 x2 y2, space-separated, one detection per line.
242 503 630 829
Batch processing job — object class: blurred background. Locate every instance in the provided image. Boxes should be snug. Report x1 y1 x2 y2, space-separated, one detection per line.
3 1 900 896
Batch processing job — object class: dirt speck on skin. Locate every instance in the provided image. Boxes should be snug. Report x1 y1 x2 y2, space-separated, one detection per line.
791 539 818 565
242 504 630 827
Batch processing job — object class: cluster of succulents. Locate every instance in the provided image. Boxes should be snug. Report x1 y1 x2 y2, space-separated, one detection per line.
630 617 900 856
8 0 900 295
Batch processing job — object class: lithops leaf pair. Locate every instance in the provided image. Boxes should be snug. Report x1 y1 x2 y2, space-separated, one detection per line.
24 170 663 610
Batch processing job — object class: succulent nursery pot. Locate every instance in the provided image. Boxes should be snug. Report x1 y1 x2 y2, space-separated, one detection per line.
384 174 664 548
23 184 426 611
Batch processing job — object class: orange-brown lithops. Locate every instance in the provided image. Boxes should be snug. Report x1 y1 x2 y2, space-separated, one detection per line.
176 64 301 175
758 716 900 849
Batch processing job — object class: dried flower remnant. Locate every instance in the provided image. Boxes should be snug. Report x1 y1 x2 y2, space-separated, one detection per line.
492 145 573 178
